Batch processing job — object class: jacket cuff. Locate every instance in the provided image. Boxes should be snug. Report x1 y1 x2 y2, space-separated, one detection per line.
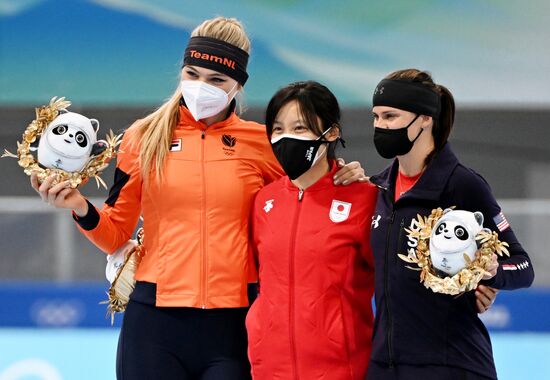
72 199 100 231
479 266 501 288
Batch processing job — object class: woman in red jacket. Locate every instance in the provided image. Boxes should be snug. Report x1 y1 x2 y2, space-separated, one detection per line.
247 81 378 379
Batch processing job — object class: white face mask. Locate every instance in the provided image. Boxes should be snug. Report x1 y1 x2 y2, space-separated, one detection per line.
180 80 238 121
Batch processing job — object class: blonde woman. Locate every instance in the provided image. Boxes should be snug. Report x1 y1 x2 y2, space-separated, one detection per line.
31 17 365 379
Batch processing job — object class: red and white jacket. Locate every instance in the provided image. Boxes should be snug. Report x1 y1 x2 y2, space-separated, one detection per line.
246 164 378 380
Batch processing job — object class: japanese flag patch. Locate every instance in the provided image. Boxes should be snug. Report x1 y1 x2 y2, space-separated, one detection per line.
330 200 352 223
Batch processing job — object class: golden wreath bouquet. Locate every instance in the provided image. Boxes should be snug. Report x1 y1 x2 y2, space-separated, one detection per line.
103 228 144 323
2 97 122 189
398 207 509 295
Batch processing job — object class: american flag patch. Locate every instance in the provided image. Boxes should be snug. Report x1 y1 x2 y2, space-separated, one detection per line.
493 211 510 232
170 138 182 152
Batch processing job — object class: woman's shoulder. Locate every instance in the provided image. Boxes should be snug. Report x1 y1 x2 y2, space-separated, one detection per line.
328 181 378 224
232 116 268 135
330 180 378 212
230 117 274 155
259 174 287 194
253 176 286 207
341 180 378 196
449 163 492 193
235 116 264 128
446 163 497 209
125 119 142 132
117 120 144 152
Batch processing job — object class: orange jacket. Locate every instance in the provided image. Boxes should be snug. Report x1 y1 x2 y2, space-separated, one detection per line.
75 105 284 308
247 166 377 379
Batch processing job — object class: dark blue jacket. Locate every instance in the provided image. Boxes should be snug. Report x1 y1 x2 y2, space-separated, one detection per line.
368 143 534 379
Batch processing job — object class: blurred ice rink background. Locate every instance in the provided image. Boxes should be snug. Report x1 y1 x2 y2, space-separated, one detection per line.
1 1 549 379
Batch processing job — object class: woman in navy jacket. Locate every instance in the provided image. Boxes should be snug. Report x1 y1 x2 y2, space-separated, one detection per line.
366 69 534 380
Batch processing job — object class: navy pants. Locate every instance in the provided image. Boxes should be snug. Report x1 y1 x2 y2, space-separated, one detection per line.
366 360 495 380
116 300 251 380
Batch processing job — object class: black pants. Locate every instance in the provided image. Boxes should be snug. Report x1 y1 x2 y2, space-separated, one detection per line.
116 300 251 380
366 360 495 380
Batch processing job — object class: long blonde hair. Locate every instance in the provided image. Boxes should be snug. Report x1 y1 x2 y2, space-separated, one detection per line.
138 17 251 181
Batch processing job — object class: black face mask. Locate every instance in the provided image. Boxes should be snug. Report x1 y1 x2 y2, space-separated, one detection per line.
373 114 422 159
271 129 331 180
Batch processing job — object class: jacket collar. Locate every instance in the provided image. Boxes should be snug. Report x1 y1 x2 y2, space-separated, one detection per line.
369 143 459 202
283 161 338 192
177 97 239 131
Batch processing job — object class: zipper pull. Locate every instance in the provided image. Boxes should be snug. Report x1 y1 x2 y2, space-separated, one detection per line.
201 130 206 139
298 189 304 201
389 211 395 224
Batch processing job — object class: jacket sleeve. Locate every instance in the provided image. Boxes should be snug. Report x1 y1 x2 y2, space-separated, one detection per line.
72 124 143 254
453 167 535 290
247 193 261 284
358 184 378 267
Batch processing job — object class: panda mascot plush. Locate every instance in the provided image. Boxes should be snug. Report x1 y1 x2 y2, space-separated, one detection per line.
429 209 490 276
37 110 105 172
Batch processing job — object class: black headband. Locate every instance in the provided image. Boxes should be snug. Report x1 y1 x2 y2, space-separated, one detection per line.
183 36 249 85
372 79 440 117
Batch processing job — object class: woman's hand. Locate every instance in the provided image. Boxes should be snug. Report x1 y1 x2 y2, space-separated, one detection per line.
483 253 499 280
476 285 498 314
333 158 370 185
475 254 499 313
31 172 88 216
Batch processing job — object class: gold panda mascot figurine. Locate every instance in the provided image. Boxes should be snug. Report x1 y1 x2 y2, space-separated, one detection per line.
398 207 510 295
37 110 103 172
2 97 121 188
429 209 488 276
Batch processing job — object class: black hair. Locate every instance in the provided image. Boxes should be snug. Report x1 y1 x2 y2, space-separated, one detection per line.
265 81 342 160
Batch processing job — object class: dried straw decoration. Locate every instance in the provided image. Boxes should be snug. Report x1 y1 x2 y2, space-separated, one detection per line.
2 97 122 189
398 208 510 295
